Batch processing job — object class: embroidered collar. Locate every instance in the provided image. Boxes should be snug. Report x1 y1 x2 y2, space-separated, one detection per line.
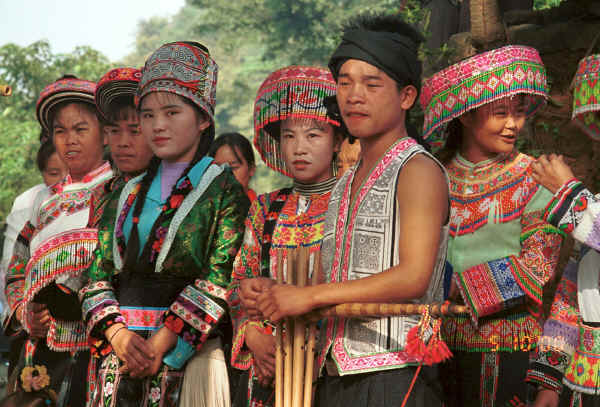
117 157 213 271
51 161 112 194
446 150 532 196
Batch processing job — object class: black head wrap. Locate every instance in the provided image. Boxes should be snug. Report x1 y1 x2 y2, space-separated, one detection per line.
327 28 429 150
328 29 422 88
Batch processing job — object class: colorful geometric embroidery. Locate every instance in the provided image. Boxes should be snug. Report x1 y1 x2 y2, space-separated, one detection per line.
456 256 526 323
447 151 538 236
253 66 340 176
443 311 542 353
46 319 88 352
229 189 331 371
564 323 600 395
481 352 499 406
572 54 600 140
527 346 571 392
23 228 98 305
420 45 547 149
120 307 166 331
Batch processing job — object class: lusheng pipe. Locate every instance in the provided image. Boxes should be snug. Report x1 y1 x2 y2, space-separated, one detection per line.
304 302 469 322
0 85 12 96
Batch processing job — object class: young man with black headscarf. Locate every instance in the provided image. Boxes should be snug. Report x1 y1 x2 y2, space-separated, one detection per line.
256 13 450 407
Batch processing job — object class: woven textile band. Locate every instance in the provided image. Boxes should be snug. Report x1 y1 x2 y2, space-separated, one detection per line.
95 68 142 122
254 65 340 176
136 41 218 124
420 45 548 149
36 78 96 131
572 54 600 140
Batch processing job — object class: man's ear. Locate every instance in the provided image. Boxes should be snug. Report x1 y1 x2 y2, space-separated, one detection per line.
399 85 418 110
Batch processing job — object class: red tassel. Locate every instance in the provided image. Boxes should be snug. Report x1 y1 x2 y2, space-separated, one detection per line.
405 306 453 366
405 324 427 359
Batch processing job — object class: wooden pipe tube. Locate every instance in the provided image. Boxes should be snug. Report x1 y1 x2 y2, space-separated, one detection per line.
303 249 320 407
0 85 12 96
292 247 308 407
275 249 285 407
304 302 468 322
283 249 295 407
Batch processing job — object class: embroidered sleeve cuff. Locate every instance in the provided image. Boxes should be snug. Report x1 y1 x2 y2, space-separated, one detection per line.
456 257 526 324
231 319 264 370
163 283 226 351
526 345 570 393
89 316 125 358
544 179 584 230
81 281 123 338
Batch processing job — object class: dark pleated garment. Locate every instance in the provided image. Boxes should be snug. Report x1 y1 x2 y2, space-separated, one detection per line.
314 366 443 407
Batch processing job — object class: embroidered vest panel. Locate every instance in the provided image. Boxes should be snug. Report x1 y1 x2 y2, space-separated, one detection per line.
319 139 449 375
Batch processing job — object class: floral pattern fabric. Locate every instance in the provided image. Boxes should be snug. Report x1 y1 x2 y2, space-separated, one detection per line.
81 164 249 407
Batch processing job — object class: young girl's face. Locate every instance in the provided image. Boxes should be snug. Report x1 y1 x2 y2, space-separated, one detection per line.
42 152 68 186
105 108 153 175
280 117 340 183
139 92 210 163
460 96 527 161
213 144 255 191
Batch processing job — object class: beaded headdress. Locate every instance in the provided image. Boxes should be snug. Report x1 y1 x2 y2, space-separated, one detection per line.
95 67 142 122
254 66 340 176
572 54 600 140
420 45 548 149
136 41 218 125
36 77 96 131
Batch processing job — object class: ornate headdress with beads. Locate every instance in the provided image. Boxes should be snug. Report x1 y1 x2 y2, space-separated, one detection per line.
253 65 340 176
420 45 548 150
572 54 600 140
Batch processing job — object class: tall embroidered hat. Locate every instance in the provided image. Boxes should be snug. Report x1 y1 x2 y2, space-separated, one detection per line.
420 45 548 149
254 65 340 176
137 41 218 124
572 54 600 140
95 67 142 122
36 76 96 131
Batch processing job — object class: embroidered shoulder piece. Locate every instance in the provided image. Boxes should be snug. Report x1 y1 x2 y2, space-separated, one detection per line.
447 152 539 236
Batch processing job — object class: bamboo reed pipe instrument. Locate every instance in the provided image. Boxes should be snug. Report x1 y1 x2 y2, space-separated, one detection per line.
0 85 12 96
273 247 468 407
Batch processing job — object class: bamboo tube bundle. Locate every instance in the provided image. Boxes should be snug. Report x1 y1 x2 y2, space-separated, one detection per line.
273 246 469 407
0 85 12 96
274 246 318 407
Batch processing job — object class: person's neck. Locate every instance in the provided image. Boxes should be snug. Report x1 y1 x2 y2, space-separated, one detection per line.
460 138 499 164
358 127 408 170
69 161 105 183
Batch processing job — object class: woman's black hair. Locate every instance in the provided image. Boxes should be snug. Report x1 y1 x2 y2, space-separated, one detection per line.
208 132 255 169
436 118 463 165
36 140 57 173
123 93 213 272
